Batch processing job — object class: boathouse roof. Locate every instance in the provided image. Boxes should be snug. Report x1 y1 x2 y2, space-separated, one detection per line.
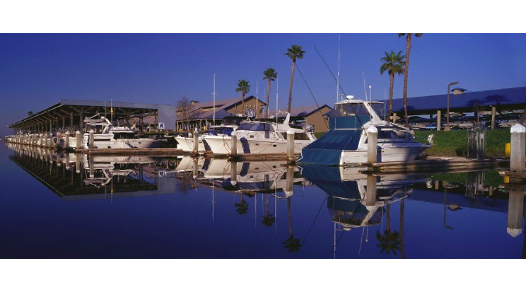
391 86 526 115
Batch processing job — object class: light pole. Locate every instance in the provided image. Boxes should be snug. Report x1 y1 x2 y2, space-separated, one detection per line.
446 81 459 131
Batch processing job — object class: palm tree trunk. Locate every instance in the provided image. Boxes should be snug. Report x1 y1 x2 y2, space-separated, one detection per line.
400 199 405 259
388 72 394 122
265 194 269 217
287 197 293 238
386 202 391 245
403 34 412 128
241 93 245 114
288 61 296 114
266 80 271 118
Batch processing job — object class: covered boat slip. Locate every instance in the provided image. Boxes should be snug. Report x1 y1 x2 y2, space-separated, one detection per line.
9 99 176 134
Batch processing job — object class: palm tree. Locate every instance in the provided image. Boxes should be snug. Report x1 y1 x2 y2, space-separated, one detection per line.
380 51 405 122
398 33 423 127
263 68 277 118
235 194 249 215
235 80 250 112
376 202 401 255
282 197 302 253
261 194 276 227
285 45 305 114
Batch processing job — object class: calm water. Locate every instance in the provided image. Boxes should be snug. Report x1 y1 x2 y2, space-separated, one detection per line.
0 143 524 259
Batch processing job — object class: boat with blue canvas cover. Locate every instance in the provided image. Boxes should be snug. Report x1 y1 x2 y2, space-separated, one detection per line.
299 96 430 166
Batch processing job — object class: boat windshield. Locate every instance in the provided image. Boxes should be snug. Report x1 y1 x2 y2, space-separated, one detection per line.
334 103 371 117
237 123 274 132
333 102 385 119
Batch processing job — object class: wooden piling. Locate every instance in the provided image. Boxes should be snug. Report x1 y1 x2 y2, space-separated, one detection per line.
437 110 441 131
231 133 237 156
510 124 525 173
491 106 496 130
75 131 81 150
366 175 377 207
287 129 295 164
285 166 294 197
89 130 94 151
507 187 524 237
65 131 70 149
367 126 378 164
193 131 199 154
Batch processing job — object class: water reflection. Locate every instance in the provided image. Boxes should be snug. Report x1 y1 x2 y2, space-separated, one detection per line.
3 142 525 258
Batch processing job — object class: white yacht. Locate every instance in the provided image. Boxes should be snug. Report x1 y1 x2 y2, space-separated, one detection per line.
175 119 240 153
68 116 164 149
299 96 430 166
202 114 316 155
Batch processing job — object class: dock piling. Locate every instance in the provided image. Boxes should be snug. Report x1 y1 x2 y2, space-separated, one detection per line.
75 131 81 150
507 187 524 237
287 129 295 164
510 124 525 173
65 131 70 149
231 133 237 157
367 126 378 164
193 131 199 154
89 130 94 151
437 110 441 131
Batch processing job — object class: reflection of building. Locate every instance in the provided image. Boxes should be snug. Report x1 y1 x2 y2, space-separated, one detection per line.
8 144 176 201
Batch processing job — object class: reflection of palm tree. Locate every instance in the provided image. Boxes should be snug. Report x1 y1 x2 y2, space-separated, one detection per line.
282 197 302 253
376 202 401 255
235 194 249 215
261 194 275 227
400 199 405 259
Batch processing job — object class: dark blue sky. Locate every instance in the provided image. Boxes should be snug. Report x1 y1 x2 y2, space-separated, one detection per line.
1 33 525 136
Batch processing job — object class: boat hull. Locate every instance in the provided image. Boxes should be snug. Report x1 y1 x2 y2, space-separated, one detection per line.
340 144 429 165
202 135 312 155
175 136 206 152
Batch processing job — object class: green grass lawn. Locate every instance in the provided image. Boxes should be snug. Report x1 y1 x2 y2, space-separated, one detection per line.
414 129 513 158
314 129 516 158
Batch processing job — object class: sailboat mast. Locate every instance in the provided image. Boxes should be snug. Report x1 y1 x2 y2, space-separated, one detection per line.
336 35 341 103
275 77 279 125
213 74 216 124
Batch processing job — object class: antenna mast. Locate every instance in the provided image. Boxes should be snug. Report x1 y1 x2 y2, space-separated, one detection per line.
276 77 279 125
336 35 341 103
213 74 216 124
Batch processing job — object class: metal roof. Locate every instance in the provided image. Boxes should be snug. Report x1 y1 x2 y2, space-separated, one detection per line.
9 99 177 130
391 86 526 115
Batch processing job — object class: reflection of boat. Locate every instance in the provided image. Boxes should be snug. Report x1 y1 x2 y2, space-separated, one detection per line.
300 97 430 166
202 114 316 155
300 165 427 229
69 116 164 149
200 158 308 194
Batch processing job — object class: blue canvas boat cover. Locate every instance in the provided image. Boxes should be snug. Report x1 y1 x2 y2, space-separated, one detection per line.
299 115 369 166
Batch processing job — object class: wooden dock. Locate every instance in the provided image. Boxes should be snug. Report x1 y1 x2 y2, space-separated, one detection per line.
360 156 510 174
77 148 186 157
